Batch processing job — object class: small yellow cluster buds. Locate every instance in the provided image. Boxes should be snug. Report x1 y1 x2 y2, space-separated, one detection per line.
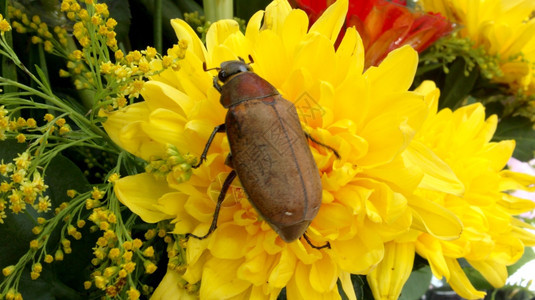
61 238 72 254
126 287 141 300
67 224 82 240
30 262 43 279
6 8 58 52
143 261 157 274
0 14 12 32
145 145 197 183
55 249 64 261
44 254 54 263
2 265 16 276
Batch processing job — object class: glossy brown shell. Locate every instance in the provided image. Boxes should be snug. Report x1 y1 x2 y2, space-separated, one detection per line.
223 72 322 242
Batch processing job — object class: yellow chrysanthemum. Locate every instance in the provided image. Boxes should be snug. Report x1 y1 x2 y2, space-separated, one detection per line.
421 0 535 94
367 81 535 299
100 0 524 298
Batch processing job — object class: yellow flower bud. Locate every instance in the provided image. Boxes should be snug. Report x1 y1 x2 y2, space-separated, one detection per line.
44 254 53 263
144 261 157 274
142 246 154 258
2 265 15 276
132 238 142 249
55 249 64 261
84 281 92 289
127 287 140 300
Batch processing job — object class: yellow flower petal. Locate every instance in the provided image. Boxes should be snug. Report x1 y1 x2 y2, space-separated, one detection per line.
363 155 423 195
293 33 337 90
281 9 309 58
206 20 241 57
101 103 166 160
115 173 174 223
143 108 187 143
252 30 289 88
339 271 357 300
364 45 418 104
409 196 462 240
312 202 355 240
445 258 487 299
415 234 450 279
332 228 384 273
358 178 408 224
468 259 507 288
208 223 251 260
263 0 292 35
404 140 464 196
491 234 525 265
244 10 264 44
498 194 535 215
237 251 272 286
170 19 207 61
199 257 251 300
309 0 348 44
150 268 196 300
333 74 369 129
359 111 414 167
335 27 365 83
286 263 339 299
142 81 196 118
156 192 196 234
268 248 297 288
119 121 165 161
499 170 535 192
368 242 415 300
309 253 338 293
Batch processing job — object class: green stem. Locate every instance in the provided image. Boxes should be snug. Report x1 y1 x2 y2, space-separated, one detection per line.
154 0 163 53
1 0 18 93
203 0 233 22
38 44 49 83
0 77 116 148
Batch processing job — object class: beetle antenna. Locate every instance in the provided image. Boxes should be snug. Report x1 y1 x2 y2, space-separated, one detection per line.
247 55 255 64
203 62 220 72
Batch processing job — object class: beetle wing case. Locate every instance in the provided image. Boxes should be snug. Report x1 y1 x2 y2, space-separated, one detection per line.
225 89 322 243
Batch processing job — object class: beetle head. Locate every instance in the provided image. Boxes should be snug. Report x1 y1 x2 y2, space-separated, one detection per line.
274 220 312 243
218 59 252 83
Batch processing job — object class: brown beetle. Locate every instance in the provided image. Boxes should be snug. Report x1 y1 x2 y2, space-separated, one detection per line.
186 57 338 247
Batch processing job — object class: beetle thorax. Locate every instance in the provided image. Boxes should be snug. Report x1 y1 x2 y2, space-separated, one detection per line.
219 72 280 108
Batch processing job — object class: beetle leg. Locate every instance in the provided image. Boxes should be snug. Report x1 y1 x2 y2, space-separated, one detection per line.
213 76 222 93
303 233 331 250
193 124 226 168
304 132 341 159
185 170 237 240
224 153 234 168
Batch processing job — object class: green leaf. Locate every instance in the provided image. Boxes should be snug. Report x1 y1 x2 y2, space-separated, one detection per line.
174 0 203 15
0 140 93 297
235 0 272 21
400 266 433 300
137 0 184 46
104 0 131 48
459 259 494 291
352 274 374 300
439 58 479 110
34 64 51 92
18 267 82 300
43 153 91 205
493 116 535 161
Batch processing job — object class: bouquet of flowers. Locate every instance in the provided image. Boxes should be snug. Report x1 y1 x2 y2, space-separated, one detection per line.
1 0 534 299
